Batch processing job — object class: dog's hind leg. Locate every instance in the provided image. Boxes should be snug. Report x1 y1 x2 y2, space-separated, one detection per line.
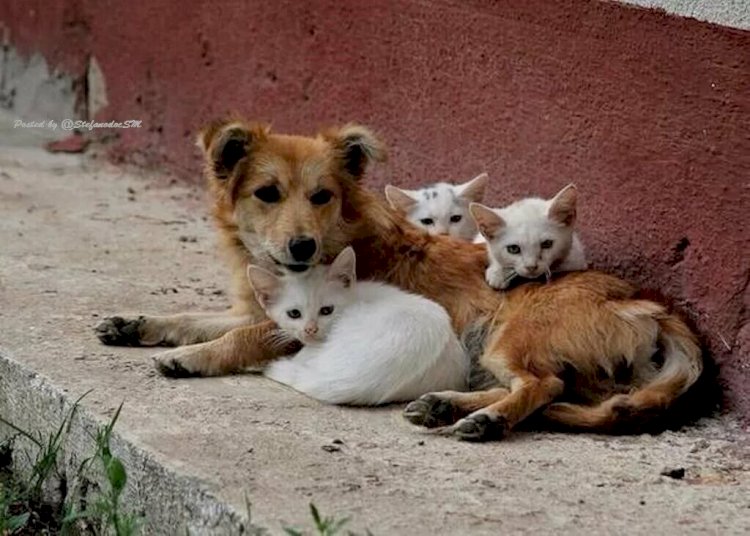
453 373 565 441
95 309 258 347
152 320 299 377
403 388 510 428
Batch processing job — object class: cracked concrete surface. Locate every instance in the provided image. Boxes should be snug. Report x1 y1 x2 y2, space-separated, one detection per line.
0 123 749 534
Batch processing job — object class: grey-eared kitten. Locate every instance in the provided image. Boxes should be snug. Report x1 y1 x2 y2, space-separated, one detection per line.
385 173 488 241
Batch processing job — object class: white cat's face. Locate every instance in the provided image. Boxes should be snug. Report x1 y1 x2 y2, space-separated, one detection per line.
471 185 577 280
385 173 488 241
247 248 356 345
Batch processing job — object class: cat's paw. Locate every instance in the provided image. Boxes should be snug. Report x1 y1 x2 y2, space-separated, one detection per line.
485 267 509 290
453 413 509 442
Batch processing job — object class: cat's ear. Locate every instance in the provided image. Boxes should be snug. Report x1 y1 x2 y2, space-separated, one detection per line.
384 185 418 213
246 265 281 308
469 203 505 240
455 172 488 203
327 246 357 288
548 184 577 226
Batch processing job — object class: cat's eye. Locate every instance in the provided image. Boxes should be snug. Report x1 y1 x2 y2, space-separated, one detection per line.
450 215 462 223
254 185 281 203
506 245 521 254
286 309 302 319
310 189 333 206
319 306 334 316
541 239 554 249
420 218 434 226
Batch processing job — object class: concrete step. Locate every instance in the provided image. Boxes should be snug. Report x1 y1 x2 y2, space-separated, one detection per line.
1 132 749 535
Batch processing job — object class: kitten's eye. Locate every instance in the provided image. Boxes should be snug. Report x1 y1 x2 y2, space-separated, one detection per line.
254 185 281 203
319 306 334 316
286 309 302 319
506 245 521 254
310 189 333 206
541 239 554 249
420 218 434 226
450 215 463 223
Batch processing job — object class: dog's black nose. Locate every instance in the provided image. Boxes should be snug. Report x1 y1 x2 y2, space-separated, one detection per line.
288 236 317 262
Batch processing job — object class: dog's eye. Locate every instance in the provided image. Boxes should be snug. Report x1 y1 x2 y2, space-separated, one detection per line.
450 215 462 223
420 218 434 226
319 306 334 316
541 239 554 249
254 185 281 203
286 309 301 319
506 244 521 254
310 189 333 206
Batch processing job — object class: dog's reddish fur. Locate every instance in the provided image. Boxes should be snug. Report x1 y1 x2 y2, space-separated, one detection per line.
97 121 705 440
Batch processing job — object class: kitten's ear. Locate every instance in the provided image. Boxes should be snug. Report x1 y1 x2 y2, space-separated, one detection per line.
384 185 418 213
469 203 505 240
327 247 357 288
246 265 281 308
548 184 577 226
456 172 489 203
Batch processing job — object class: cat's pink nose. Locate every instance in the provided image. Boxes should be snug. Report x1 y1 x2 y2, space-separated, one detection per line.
525 264 539 273
305 324 318 335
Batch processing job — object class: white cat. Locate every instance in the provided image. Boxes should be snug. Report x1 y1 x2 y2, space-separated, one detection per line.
470 184 588 290
384 173 488 240
247 247 468 405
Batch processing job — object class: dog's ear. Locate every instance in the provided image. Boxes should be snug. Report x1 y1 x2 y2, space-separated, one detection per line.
197 120 268 180
469 202 505 240
246 264 281 308
325 124 386 180
384 185 418 213
455 173 489 203
548 184 577 226
327 246 357 288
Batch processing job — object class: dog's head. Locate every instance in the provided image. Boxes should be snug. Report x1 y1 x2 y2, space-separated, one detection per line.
198 120 386 272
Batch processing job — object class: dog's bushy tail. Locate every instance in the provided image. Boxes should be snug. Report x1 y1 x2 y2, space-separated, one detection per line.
542 310 709 433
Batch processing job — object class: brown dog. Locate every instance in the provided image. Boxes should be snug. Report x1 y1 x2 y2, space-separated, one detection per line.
96 120 704 441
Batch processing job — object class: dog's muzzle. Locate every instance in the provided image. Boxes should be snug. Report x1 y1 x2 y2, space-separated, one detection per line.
269 254 312 273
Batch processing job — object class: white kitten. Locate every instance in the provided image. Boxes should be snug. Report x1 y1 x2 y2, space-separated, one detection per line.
470 184 588 290
247 247 468 405
384 173 488 240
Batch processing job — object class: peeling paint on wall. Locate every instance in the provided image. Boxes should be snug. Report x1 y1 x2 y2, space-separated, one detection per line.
0 46 78 122
87 56 108 119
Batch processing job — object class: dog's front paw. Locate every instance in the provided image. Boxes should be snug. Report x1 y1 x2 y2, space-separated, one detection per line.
95 316 145 346
403 394 461 428
454 413 509 442
152 347 203 378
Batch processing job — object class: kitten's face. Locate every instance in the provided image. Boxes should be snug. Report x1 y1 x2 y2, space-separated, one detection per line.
488 211 573 279
472 185 577 280
267 271 350 344
247 247 356 345
385 173 487 241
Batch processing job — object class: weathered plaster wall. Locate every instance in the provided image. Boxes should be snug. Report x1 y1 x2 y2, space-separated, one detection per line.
1 0 748 417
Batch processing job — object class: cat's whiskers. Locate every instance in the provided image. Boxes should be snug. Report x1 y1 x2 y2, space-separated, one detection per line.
503 269 517 285
264 329 298 350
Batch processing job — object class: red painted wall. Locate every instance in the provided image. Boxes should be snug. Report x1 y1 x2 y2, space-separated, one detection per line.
2 1 748 416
